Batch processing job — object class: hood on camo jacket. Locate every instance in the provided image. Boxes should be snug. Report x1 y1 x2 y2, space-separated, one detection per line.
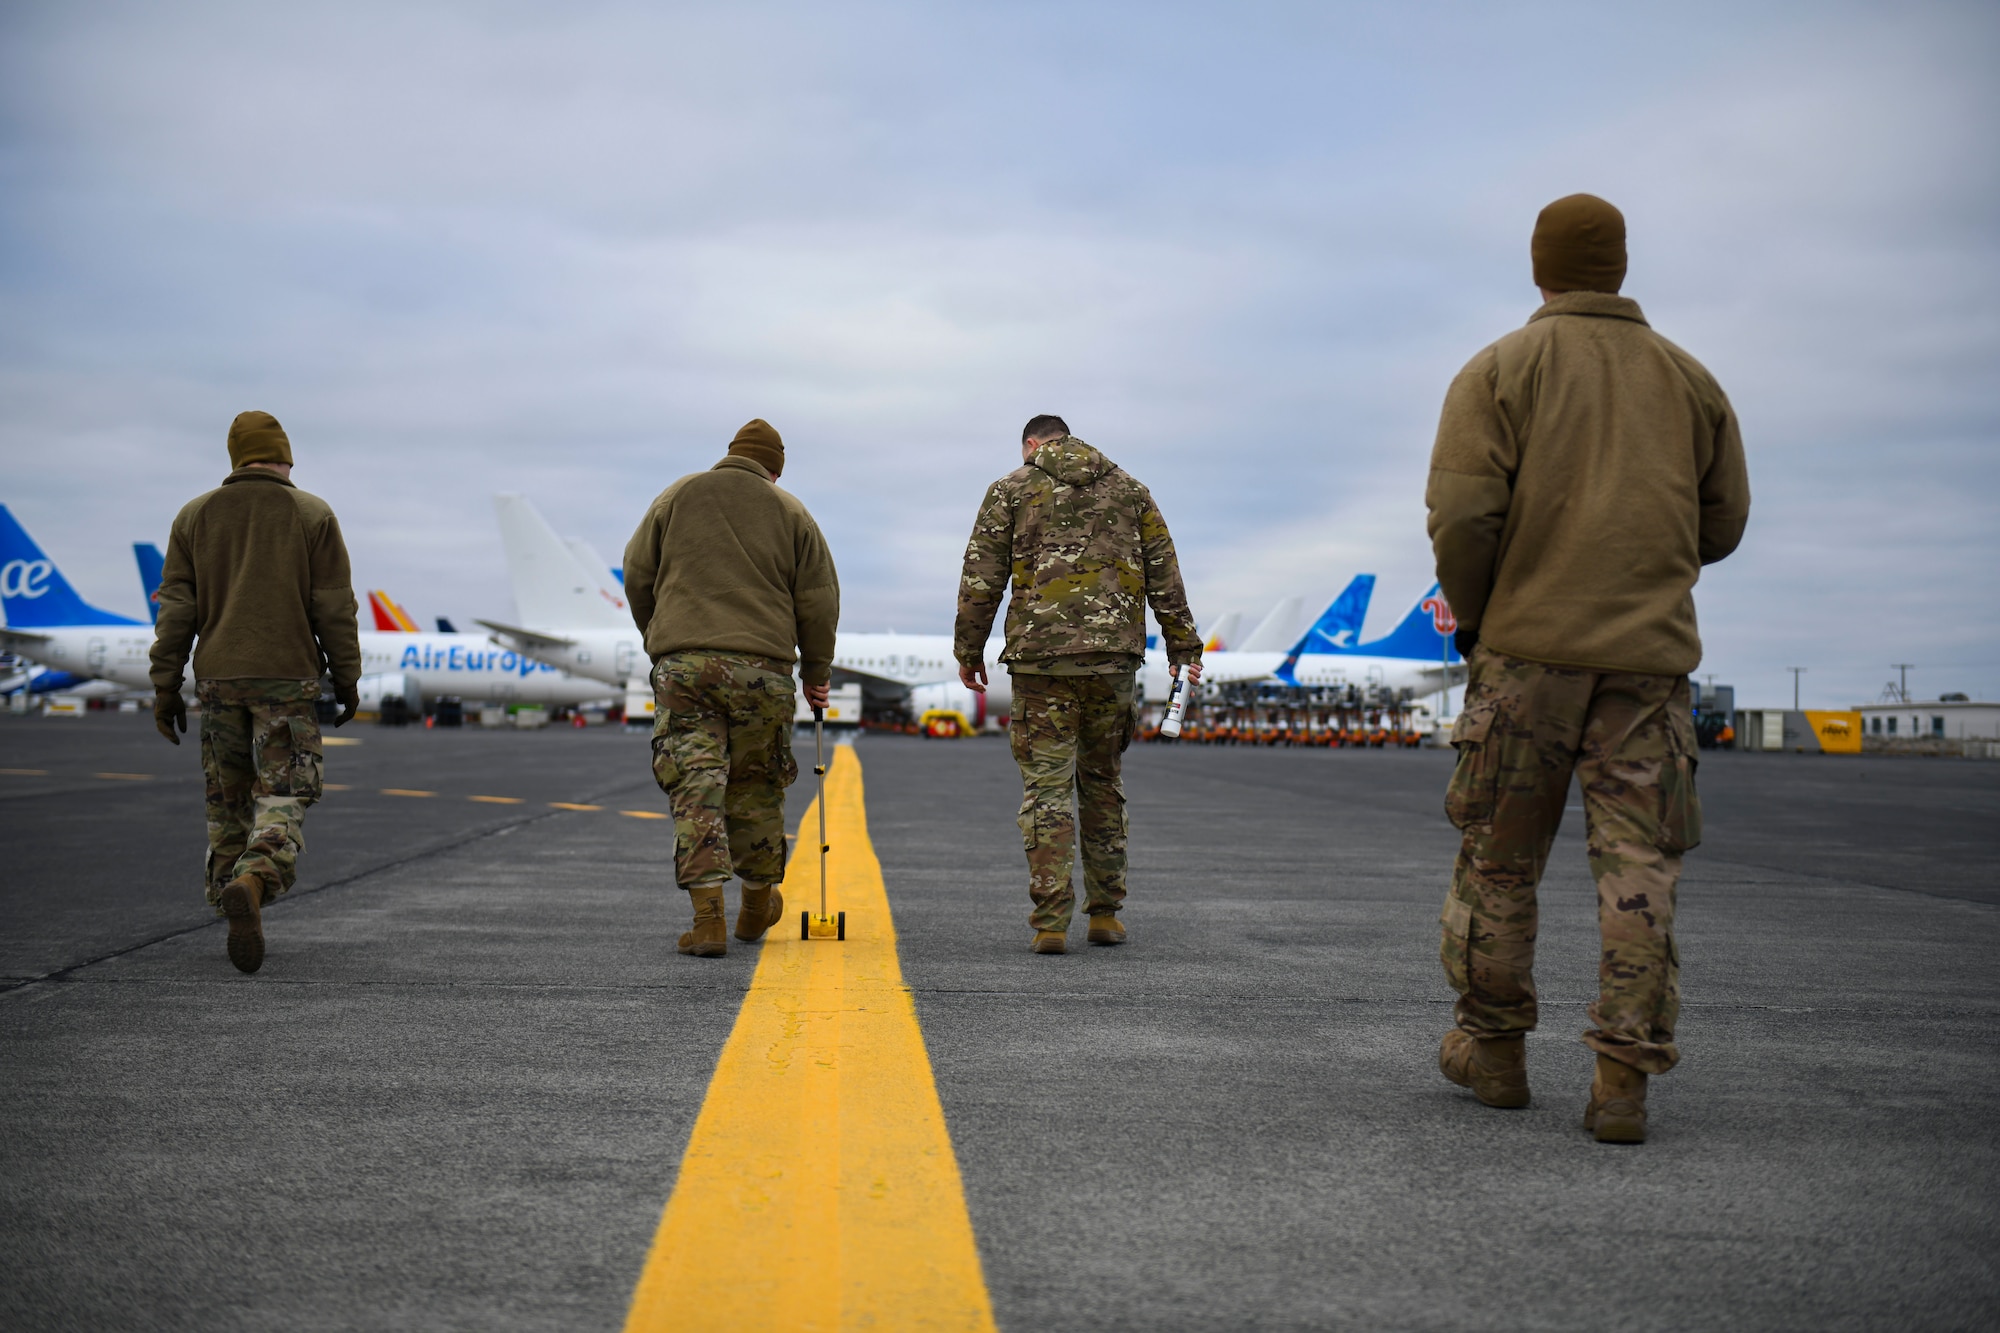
954 436 1201 670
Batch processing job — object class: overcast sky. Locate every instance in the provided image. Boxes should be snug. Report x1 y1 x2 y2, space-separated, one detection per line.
3 0 1995 707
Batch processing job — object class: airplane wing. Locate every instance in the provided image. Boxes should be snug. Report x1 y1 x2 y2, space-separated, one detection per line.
0 627 53 648
474 619 577 650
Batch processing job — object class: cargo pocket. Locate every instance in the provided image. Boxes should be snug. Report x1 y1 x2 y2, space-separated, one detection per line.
1659 709 1703 853
650 710 679 794
1439 893 1474 993
1443 706 1501 831
284 716 323 802
774 725 799 789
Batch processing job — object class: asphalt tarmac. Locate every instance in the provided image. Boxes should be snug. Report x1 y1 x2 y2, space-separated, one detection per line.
2 711 1996 1331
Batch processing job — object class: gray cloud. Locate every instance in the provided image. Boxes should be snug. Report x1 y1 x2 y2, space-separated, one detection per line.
3 0 1994 707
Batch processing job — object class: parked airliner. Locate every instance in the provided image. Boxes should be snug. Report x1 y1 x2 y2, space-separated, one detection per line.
0 505 614 710
483 494 1317 726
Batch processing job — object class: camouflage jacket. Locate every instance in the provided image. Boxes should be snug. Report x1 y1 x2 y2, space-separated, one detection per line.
954 437 1201 671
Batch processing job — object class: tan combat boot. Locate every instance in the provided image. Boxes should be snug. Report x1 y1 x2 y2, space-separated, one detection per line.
1031 930 1067 954
679 886 728 957
734 882 785 942
1438 1030 1530 1108
1086 914 1126 946
1583 1055 1647 1144
218 872 265 975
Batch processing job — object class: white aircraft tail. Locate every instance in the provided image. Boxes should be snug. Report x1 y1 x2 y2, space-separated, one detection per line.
492 494 629 630
1237 596 1307 653
561 538 630 618
1200 610 1244 653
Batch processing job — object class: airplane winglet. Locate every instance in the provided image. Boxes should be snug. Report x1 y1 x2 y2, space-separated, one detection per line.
368 590 421 632
134 543 165 624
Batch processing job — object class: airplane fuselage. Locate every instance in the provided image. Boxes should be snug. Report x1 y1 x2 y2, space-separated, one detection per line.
488 624 1013 711
1148 648 1461 699
6 626 613 707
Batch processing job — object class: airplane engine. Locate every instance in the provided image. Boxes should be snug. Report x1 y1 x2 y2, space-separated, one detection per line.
354 670 423 710
906 678 1009 731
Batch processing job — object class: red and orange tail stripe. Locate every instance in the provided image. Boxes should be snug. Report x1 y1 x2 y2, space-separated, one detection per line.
368 590 420 632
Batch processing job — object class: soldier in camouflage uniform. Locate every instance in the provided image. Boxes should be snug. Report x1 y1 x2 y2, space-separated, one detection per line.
1426 196 1750 1141
624 420 839 958
151 412 362 974
956 414 1202 954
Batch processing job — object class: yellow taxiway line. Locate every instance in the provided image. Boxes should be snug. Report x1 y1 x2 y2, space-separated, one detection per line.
622 746 996 1333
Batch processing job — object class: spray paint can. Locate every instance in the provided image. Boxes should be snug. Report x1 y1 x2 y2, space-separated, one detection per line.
1160 672 1190 739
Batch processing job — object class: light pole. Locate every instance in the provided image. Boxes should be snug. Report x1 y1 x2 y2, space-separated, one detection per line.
1786 666 1806 710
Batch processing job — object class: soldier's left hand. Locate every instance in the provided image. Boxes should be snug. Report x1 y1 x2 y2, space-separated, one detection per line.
153 691 186 745
333 685 359 728
1176 659 1204 686
959 661 988 693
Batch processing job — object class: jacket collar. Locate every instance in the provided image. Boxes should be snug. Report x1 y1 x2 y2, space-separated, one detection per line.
713 455 774 481
1529 291 1648 327
223 466 296 489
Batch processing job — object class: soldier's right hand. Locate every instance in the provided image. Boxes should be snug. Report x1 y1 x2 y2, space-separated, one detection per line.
333 685 359 728
958 661 988 694
154 691 186 745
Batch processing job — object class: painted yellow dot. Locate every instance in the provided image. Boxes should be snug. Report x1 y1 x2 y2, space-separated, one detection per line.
468 795 524 804
620 809 670 820
95 772 152 781
0 767 50 776
550 802 603 811
325 783 353 791
381 788 436 798
322 737 362 747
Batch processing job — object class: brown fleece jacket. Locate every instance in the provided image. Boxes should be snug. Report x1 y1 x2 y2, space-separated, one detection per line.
150 467 363 692
1425 292 1750 676
622 456 840 686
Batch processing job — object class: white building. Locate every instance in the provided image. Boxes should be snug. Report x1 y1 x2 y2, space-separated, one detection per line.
1854 699 2000 742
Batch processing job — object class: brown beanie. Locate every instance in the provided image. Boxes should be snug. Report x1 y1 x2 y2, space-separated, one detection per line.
227 411 294 468
727 419 785 477
1531 194 1627 294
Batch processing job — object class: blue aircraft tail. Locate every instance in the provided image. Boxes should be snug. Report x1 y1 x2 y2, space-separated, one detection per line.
1351 583 1462 663
0 505 141 628
134 542 166 624
1274 575 1376 685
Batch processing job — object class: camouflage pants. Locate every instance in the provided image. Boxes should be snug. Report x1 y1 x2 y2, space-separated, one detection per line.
1008 671 1137 932
197 678 324 911
651 652 799 892
1440 648 1700 1074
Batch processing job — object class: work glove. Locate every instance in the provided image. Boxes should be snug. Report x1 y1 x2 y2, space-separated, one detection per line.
334 684 359 728
154 691 187 745
1454 627 1479 661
